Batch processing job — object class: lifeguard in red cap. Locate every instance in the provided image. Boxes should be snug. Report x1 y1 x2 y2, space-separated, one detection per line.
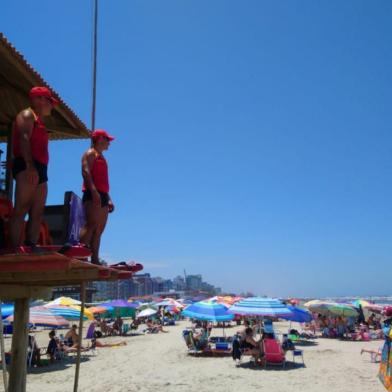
9 86 58 248
79 129 115 265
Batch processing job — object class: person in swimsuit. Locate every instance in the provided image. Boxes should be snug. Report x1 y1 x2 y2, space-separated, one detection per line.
79 129 114 264
9 86 58 248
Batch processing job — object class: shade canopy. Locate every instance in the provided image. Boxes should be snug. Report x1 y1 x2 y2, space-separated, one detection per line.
0 33 90 142
228 297 293 318
182 301 234 322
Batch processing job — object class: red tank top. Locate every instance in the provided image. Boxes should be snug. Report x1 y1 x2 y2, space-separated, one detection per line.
12 109 49 165
83 154 109 193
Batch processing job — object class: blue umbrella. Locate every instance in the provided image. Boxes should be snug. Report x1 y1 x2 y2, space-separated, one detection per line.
228 297 293 318
0 304 14 319
182 301 234 322
281 306 313 323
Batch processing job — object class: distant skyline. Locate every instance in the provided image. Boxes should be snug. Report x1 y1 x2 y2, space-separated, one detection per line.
1 1 391 297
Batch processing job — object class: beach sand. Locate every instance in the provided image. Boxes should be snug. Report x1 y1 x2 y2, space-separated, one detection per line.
0 320 385 392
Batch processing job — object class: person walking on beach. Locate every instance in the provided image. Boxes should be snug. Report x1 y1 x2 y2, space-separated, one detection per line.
79 129 114 265
9 86 58 248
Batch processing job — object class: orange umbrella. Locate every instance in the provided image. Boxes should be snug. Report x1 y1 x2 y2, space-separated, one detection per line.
88 306 108 314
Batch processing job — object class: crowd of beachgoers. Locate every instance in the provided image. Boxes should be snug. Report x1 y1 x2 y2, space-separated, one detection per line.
0 295 390 391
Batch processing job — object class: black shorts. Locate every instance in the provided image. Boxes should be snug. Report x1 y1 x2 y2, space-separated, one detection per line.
12 157 48 184
82 189 109 207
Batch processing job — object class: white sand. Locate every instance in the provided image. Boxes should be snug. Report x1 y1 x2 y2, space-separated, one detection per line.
0 320 385 392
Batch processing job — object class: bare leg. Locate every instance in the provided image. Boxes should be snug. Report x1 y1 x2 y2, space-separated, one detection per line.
26 182 47 244
9 172 38 247
79 201 98 247
90 206 108 264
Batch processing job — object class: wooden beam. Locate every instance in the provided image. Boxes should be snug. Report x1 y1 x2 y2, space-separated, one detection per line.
0 268 101 284
8 298 29 392
0 285 52 300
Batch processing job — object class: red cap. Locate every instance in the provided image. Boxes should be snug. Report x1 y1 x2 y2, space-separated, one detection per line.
91 129 115 141
384 306 392 317
29 86 59 105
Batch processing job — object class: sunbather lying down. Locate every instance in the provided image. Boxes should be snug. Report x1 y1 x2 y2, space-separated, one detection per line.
91 338 127 348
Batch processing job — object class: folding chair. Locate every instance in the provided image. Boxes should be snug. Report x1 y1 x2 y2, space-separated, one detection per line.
292 349 304 366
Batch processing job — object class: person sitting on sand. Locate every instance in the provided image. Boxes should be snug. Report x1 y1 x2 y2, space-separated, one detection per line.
64 324 79 347
281 334 295 352
99 319 114 336
113 316 123 335
47 330 60 362
243 327 264 361
145 319 168 333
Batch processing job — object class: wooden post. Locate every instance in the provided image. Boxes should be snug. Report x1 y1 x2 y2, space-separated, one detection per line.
0 302 8 391
8 298 29 392
73 282 86 392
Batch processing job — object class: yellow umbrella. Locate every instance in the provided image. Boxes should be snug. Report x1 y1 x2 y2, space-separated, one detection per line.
70 305 94 320
45 296 81 307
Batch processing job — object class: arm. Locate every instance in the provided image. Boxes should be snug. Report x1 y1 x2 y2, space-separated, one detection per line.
81 150 100 206
15 110 38 184
107 193 115 213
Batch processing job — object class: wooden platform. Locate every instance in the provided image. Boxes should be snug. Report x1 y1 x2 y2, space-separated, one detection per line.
0 252 133 286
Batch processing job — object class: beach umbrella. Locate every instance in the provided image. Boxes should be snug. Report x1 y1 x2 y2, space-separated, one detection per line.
6 306 69 327
352 299 383 314
88 306 108 314
320 303 358 317
0 304 14 319
228 297 293 318
100 300 138 317
182 301 234 322
281 306 313 323
304 300 335 314
137 308 158 318
45 305 93 321
155 298 184 308
45 297 81 306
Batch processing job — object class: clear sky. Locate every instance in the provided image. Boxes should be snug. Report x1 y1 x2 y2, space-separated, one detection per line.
1 1 391 298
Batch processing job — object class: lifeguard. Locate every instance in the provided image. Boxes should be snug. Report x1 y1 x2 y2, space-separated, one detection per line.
80 129 115 265
9 86 58 248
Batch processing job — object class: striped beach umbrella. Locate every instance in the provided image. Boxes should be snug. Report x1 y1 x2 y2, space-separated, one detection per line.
228 297 293 317
6 306 69 327
45 297 81 306
45 305 93 321
182 301 234 322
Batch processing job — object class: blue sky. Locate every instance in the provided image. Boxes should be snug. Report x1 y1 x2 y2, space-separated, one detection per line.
1 1 391 297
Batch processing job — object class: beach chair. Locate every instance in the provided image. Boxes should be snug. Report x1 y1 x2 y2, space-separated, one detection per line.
291 349 305 366
85 322 96 339
263 338 286 368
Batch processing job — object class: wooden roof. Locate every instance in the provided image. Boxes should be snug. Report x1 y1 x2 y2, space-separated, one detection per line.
0 33 90 142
